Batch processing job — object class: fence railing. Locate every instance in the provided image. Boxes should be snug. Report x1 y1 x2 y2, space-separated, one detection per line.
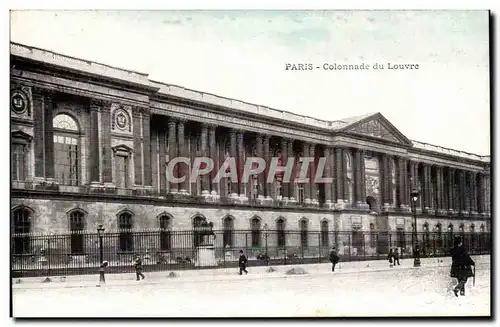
11 230 491 277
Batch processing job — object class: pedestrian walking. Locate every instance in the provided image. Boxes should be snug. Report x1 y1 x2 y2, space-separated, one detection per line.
134 255 145 281
329 247 339 272
393 248 400 266
238 250 248 275
387 249 394 268
99 261 108 284
450 236 475 297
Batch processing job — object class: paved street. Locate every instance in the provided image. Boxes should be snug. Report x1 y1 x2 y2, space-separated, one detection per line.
13 260 490 317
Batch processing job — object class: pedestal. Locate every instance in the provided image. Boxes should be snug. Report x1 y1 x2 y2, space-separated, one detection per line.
195 245 217 267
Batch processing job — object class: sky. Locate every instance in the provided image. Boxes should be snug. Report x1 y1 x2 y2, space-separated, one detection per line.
9 10 490 155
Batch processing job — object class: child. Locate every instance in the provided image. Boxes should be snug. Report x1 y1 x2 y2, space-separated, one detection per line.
99 260 108 284
135 255 145 281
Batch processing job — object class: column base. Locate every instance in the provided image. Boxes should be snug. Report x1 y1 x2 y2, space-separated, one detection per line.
304 198 311 204
201 190 210 196
90 181 103 187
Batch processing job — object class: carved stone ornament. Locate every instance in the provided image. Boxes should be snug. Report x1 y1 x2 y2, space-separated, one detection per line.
112 106 131 132
11 90 29 115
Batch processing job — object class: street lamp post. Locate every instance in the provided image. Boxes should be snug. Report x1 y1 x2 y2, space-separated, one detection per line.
410 189 421 267
97 225 105 266
263 223 269 266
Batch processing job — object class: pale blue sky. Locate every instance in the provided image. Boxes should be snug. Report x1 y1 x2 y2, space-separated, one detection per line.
10 10 490 155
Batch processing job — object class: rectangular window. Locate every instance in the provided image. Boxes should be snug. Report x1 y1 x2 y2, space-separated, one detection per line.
54 136 79 185
115 155 128 189
11 143 25 181
297 184 304 203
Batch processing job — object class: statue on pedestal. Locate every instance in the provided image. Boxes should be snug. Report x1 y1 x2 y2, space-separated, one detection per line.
195 218 216 247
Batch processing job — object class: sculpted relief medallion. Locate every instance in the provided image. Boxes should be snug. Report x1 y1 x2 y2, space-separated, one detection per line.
112 107 131 132
11 90 29 115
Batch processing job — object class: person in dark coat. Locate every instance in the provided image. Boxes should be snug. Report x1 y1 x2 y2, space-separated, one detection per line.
329 247 339 272
393 248 400 266
99 261 108 284
450 236 475 296
387 249 394 267
238 250 248 275
134 255 145 281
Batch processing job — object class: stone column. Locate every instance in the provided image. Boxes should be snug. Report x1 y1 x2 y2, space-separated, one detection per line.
142 111 152 187
382 154 390 207
335 148 344 204
360 150 366 202
342 149 349 202
309 144 317 204
256 134 264 199
263 134 272 199
208 125 217 196
477 173 484 214
229 129 238 198
31 89 45 179
397 157 405 208
422 164 430 210
237 130 245 199
324 146 332 206
132 110 143 186
303 142 311 203
354 149 362 205
200 123 210 195
330 147 337 203
101 104 113 184
287 140 295 201
177 120 188 194
388 156 394 206
402 159 409 206
158 130 167 193
43 92 55 180
89 101 101 184
435 166 442 212
459 170 467 214
469 172 477 213
281 138 289 201
167 119 177 193
447 168 455 212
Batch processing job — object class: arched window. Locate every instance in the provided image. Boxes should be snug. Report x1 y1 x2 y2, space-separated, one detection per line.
12 207 32 254
369 223 376 248
276 218 286 248
53 114 80 186
118 211 134 252
192 216 205 248
69 210 85 255
299 219 308 248
321 220 329 247
251 217 261 247
159 215 172 251
223 216 234 247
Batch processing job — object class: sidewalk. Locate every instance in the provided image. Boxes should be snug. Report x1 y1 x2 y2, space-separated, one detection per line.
13 254 490 290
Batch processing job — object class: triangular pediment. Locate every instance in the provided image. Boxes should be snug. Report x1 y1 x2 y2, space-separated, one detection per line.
339 113 412 145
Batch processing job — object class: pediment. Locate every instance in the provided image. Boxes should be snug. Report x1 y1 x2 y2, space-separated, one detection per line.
340 113 411 145
112 144 133 156
11 130 33 144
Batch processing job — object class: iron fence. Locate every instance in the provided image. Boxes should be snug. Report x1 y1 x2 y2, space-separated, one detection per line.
11 229 491 277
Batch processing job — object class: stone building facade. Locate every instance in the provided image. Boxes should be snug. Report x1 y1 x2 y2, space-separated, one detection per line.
11 42 491 256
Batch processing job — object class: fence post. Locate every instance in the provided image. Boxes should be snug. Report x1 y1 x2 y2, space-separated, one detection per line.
318 232 321 263
348 234 351 262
